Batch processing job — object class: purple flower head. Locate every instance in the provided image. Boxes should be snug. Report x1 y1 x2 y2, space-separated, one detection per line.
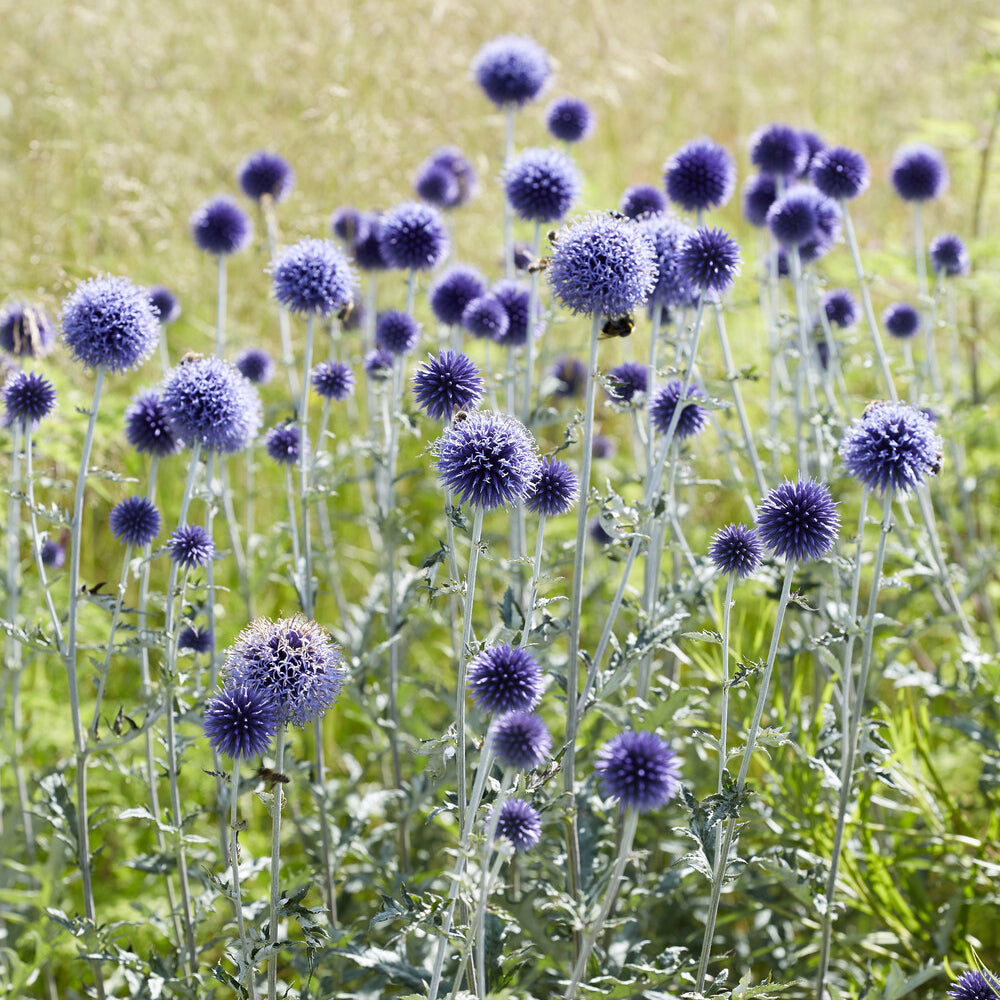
709 523 763 579
840 401 943 496
929 233 970 277
491 711 552 770
548 214 656 317
798 189 842 263
468 643 543 714
548 356 586 398
755 478 839 562
125 389 182 457
312 360 356 401
148 286 181 325
750 123 809 178
650 380 709 440
513 242 535 271
823 289 858 329
203 684 277 760
178 624 213 655
882 302 920 339
592 434 615 460
595 730 681 813
190 196 252 255
264 422 302 465
947 970 1000 1000
375 310 421 355
364 348 394 381
504 147 580 224
330 206 369 245
890 143 948 202
767 184 828 248
798 130 827 175
620 184 667 219
41 538 65 569
237 150 295 204
493 798 542 852
546 96 594 143
222 615 346 727
272 238 354 317
664 137 737 213
235 347 274 385
430 266 487 326
606 361 648 404
741 174 778 228
414 162 459 209
425 146 478 207
462 294 509 342
3 370 57 427
109 496 161 547
677 227 742 298
161 356 262 454
0 302 56 358
492 280 541 347
167 523 215 569
411 350 484 421
635 213 698 311
435 409 539 510
524 457 578 516
590 517 614 546
61 275 160 373
810 145 869 200
379 202 449 272
473 35 550 108
352 214 388 271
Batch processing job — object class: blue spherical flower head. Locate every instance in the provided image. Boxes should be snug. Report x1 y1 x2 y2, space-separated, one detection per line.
742 174 778 228
664 138 736 213
767 185 821 248
493 798 542 852
411 350 484 421
823 289 858 329
179 624 213 655
378 202 449 272
798 129 826 175
635 213 697 312
375 310 422 355
504 147 581 224
595 730 681 813
468 643 543 714
929 233 970 277
41 537 66 569
524 457 578 516
755 478 839 562
3 371 57 427
750 123 809 178
364 348 394 381
548 356 586 398
430 266 487 326
190 195 252 255
272 238 354 317
0 302 56 357
882 302 920 339
61 275 160 373
148 286 181 325
264 422 302 465
491 711 552 769
473 35 550 108
462 294 509 342
890 143 948 202
237 150 295 204
546 96 594 143
312 360 356 401
810 145 870 200
223 615 346 728
414 161 460 209
948 970 1000 1000
709 523 763 579
168 523 215 569
160 355 262 454
353 214 389 271
109 496 161 547
423 146 478 207
592 434 615 460
620 184 667 219
330 206 369 245
492 280 540 348
606 361 648 404
677 227 742 299
840 401 943 496
590 517 615 546
125 389 182 457
650 380 709 440
548 214 656 317
798 189 842 262
435 410 539 510
203 684 277 760
235 347 275 385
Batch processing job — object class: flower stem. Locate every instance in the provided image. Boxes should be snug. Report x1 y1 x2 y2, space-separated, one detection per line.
215 253 227 356
229 756 259 1000
518 513 547 649
266 727 287 1000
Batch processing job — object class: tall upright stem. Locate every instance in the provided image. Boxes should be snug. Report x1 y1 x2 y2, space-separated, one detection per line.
503 107 516 279
228 756 259 1000
457 506 486 819
215 254 227 356
266 728 287 1000
520 220 542 424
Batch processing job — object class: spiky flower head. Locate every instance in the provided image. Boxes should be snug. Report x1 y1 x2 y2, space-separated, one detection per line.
767 185 822 248
264 423 301 465
810 145 870 200
61 275 160 372
709 523 763 579
375 310 421 355
606 361 648 404
676 227 742 298
237 150 295 204
595 730 681 813
190 195 252 255
462 294 509 342
2 370 57 427
929 233 970 277
411 350 484 421
798 129 827 174
203 684 277 760
947 970 1000 1000
890 143 948 202
634 213 697 311
167 523 215 569
882 302 920 340
272 238 354 317
650 380 709 440
741 174 777 228
430 266 487 326
493 798 542 852
41 538 65 569
124 389 182 457
504 147 581 224
468 643 543 715
235 347 275 385
823 289 858 329
755 478 839 562
492 280 541 347
473 35 550 108
839 401 943 496
546 96 594 143
750 123 809 178
312 360 356 401
330 205 368 245
620 184 667 219
148 286 181 325
378 202 449 271
524 457 578 516
179 625 213 655
352 214 389 271
592 434 615 460
0 302 56 357
222 615 346 727
663 137 736 213
491 711 552 770
109 496 161 547
418 146 478 208
364 348 393 381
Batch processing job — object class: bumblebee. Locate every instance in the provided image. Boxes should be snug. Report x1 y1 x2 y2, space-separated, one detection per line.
600 314 635 340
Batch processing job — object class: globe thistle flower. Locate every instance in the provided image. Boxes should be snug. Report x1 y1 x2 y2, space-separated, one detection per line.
61 275 160 373
124 389 182 457
590 517 615 546
411 350 484 420
41 538 66 569
414 161 459 209
312 360 356 401
606 361 648 404
663 137 737 213
148 286 181 326
512 242 535 271
709 523 763 579
473 35 550 108
650 380 709 440
190 195 252 255
492 280 540 347
468 643 543 714
929 233 970 277
422 146 478 207
462 294 509 342
592 434 616 460
167 523 215 569
353 214 389 271
634 213 697 311
767 185 821 248
798 129 826 174
620 184 668 219
546 96 594 143
434 409 539 510
524 457 578 516
947 970 1000 1000
264 422 301 465
272 238 354 317
810 145 870 200
676 227 742 298
178 624 213 654
222 615 346 727
109 496 161 547
840 401 943 496
491 711 552 770
548 356 586 398
799 189 842 260
378 202 449 272
750 123 809 178
755 478 839 562
493 798 542 851
203 684 277 760
823 289 859 329
237 150 295 204
503 147 581 224
890 143 948 202
548 214 656 317
2 370 57 427
882 302 920 340
742 174 778 228
595 730 681 813
0 302 56 357
429 266 487 326
375 310 422 355
364 348 394 381
330 205 368 245
234 347 274 385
